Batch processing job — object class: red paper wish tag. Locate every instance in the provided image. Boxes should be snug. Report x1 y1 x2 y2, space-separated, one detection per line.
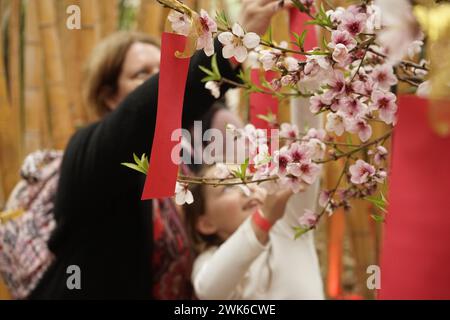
142 33 190 200
289 8 318 60
379 95 450 299
249 70 279 130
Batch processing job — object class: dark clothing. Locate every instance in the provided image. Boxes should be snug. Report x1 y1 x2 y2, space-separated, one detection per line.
29 41 239 299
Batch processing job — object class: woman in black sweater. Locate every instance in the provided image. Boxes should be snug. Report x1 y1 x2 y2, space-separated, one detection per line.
29 0 287 299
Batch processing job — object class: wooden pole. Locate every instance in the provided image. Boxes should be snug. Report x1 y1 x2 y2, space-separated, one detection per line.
0 0 23 196
23 0 48 153
137 0 168 37
100 0 118 37
79 0 102 121
37 0 75 149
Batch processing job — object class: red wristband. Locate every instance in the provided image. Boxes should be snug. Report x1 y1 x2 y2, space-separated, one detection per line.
252 209 273 233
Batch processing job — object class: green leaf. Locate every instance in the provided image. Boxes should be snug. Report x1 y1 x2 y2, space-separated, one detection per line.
299 30 308 48
121 162 147 175
293 226 309 239
239 158 250 180
365 194 388 213
215 10 230 29
291 0 308 13
322 36 328 50
211 54 221 78
133 153 141 166
199 65 215 77
257 112 276 124
371 214 385 223
346 135 353 145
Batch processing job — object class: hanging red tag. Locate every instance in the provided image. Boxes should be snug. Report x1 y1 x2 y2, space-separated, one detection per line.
380 95 450 299
289 8 317 60
249 69 278 130
142 33 190 200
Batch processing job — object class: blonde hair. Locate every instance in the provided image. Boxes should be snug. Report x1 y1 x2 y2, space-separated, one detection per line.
83 31 160 118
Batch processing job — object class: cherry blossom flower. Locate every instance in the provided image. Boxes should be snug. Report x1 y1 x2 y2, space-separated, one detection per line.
168 11 191 36
284 56 301 72
332 43 350 66
298 209 319 229
370 90 398 124
375 0 422 63
340 97 367 118
319 190 331 208
218 23 260 63
326 7 346 24
258 42 287 71
280 123 299 141
281 74 294 86
339 11 366 36
309 95 330 114
303 128 327 141
253 163 271 181
306 139 326 160
304 55 331 77
326 112 346 136
324 71 346 100
205 81 220 98
196 10 217 56
348 118 373 142
289 143 312 164
349 160 376 184
407 40 423 59
365 4 382 33
370 64 397 91
253 144 271 167
271 79 282 91
328 30 357 50
354 77 376 96
373 168 388 183
272 147 292 177
288 161 321 185
175 182 194 205
214 163 230 179
279 175 304 193
259 50 279 71
369 146 388 165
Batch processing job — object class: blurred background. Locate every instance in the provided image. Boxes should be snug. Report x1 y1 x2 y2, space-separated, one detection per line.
0 0 386 300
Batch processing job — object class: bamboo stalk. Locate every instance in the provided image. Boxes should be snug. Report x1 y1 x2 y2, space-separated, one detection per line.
100 0 118 37
0 2 14 299
0 0 6 209
60 0 87 127
79 0 102 121
0 0 23 197
23 0 48 154
138 0 167 37
37 0 75 149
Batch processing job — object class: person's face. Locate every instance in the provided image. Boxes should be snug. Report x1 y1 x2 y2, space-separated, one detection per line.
106 42 160 110
196 167 266 241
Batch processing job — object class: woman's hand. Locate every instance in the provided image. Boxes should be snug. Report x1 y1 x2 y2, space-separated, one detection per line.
239 0 292 35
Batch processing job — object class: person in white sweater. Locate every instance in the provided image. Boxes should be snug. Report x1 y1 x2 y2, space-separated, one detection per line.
184 162 324 300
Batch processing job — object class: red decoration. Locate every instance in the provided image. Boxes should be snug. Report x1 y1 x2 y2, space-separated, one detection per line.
249 70 278 130
142 33 190 200
379 95 450 299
